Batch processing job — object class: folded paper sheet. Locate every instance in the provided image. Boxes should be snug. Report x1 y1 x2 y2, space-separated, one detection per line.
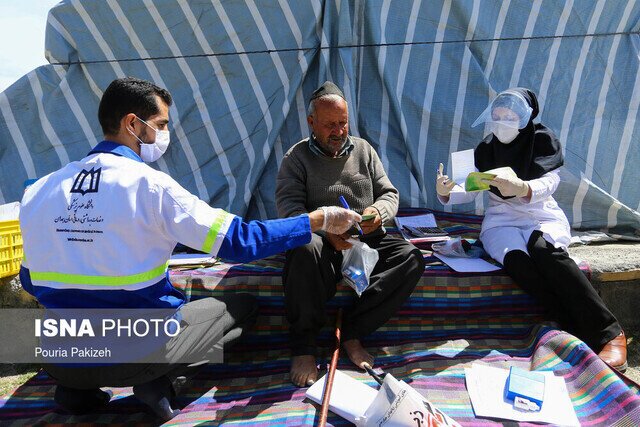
465 363 579 425
305 370 378 423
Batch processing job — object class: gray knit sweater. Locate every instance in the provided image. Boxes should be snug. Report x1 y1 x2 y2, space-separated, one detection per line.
276 136 399 224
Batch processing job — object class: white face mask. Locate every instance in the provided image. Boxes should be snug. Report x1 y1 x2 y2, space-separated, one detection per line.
493 122 520 144
128 116 170 163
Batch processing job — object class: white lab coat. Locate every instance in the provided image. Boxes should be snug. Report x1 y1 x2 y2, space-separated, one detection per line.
438 171 571 264
20 150 234 295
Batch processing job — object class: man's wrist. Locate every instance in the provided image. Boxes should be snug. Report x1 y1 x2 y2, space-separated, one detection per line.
367 205 381 217
308 210 324 232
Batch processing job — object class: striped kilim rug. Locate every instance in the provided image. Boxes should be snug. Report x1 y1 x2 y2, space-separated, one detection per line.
1 209 639 426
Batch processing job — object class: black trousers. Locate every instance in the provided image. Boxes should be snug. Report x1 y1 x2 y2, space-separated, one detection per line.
502 230 621 352
45 294 258 390
282 232 424 356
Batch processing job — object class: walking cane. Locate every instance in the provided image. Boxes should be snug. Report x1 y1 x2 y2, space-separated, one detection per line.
318 308 343 427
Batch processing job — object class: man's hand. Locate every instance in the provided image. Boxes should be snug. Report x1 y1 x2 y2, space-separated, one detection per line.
360 206 382 235
325 232 353 251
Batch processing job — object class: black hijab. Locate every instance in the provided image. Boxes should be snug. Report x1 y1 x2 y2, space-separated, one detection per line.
474 88 564 199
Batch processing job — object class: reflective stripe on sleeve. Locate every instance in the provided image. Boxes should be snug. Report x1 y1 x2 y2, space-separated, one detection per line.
201 211 232 253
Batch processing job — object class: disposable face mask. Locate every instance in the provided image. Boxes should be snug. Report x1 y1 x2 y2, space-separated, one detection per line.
129 116 170 163
493 122 520 144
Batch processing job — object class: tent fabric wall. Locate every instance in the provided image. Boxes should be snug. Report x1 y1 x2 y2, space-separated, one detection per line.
1 0 639 234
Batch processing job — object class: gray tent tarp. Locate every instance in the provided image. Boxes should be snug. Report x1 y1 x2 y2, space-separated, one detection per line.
1 0 639 234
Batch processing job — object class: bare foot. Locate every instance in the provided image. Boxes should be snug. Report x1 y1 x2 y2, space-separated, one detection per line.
343 339 374 369
290 355 318 387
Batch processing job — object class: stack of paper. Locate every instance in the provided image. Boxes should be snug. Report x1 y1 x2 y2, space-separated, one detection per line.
465 363 579 426
168 253 218 267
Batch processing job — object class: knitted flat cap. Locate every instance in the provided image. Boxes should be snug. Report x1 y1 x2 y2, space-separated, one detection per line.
310 81 345 100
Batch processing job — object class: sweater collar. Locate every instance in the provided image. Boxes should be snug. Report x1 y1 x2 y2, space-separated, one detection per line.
308 134 354 158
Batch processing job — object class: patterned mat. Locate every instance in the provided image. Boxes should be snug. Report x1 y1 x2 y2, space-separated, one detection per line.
1 209 639 426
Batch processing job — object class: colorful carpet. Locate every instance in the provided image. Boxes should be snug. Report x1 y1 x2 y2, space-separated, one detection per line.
1 209 639 426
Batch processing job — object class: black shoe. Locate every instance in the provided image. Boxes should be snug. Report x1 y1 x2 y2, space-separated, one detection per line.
133 376 181 421
54 385 112 414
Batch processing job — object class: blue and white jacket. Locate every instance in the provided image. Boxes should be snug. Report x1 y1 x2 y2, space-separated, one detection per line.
19 141 311 309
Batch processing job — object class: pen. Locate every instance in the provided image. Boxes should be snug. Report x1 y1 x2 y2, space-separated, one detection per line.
338 195 363 235
365 365 387 385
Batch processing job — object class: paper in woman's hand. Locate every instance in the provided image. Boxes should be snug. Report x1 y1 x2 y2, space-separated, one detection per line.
464 166 517 192
465 172 497 192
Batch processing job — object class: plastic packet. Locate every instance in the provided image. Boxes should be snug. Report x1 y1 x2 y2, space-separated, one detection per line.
431 237 485 258
341 238 379 296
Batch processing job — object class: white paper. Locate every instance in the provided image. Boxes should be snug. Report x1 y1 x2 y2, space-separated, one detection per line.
451 149 476 185
357 373 461 427
305 370 378 424
395 213 438 228
168 253 216 266
433 253 501 272
465 363 579 426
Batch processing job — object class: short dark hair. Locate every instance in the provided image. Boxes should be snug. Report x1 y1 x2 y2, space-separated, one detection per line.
98 77 172 135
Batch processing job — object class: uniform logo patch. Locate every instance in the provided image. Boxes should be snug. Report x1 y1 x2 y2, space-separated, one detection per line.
70 167 101 195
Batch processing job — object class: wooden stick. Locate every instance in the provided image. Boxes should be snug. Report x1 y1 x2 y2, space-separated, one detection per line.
318 308 343 427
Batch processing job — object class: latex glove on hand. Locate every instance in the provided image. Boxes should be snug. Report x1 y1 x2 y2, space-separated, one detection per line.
319 206 362 234
485 175 530 198
436 163 456 197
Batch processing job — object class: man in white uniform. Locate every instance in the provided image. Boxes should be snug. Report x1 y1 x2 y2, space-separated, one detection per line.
19 77 360 420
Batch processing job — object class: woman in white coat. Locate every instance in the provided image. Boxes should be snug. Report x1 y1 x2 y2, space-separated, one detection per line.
436 88 626 371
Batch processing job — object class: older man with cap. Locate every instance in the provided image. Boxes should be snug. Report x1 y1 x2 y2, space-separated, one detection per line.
276 81 425 387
